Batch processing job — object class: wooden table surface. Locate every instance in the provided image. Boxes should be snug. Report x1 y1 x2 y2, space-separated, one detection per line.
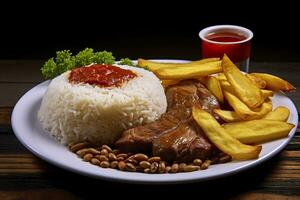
0 60 299 199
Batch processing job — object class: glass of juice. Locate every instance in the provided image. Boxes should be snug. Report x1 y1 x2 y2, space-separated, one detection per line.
199 25 253 72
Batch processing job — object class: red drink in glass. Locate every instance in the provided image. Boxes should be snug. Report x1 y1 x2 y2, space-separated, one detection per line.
199 25 253 72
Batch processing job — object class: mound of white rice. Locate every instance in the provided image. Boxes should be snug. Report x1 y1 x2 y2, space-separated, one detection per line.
38 64 167 145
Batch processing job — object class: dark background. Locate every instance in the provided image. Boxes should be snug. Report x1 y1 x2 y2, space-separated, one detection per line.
1 3 299 62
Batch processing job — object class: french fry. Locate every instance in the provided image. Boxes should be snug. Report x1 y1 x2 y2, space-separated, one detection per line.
222 54 264 108
246 74 266 89
154 60 222 80
199 76 224 103
214 109 241 122
262 106 290 121
215 73 227 81
138 58 220 72
251 73 295 92
221 80 273 101
223 119 295 144
219 80 232 91
192 106 261 160
261 89 274 100
223 90 272 120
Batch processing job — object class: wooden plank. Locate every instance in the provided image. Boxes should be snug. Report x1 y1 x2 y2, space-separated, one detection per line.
0 83 37 107
0 107 11 127
0 190 80 200
0 190 298 200
0 60 44 82
0 134 29 154
230 193 300 200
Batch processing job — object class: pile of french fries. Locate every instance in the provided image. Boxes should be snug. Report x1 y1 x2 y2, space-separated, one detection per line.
138 55 296 161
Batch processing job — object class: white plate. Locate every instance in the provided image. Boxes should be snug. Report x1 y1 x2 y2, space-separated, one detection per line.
11 60 298 184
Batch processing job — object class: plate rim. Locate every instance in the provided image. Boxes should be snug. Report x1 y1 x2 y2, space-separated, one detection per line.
11 60 299 184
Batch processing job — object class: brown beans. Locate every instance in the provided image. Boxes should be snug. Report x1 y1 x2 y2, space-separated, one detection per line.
116 157 125 161
96 155 109 162
193 159 203 166
126 157 138 165
117 153 128 159
148 157 161 163
70 142 90 152
184 165 200 172
134 153 148 162
125 163 136 172
76 148 100 157
100 161 110 168
219 155 232 163
140 161 151 169
91 158 101 165
150 162 159 173
171 163 179 173
83 153 93 161
100 149 109 157
110 161 118 169
108 153 117 161
118 161 126 170
178 163 186 172
165 166 171 173
158 162 166 173
70 142 217 174
201 160 211 170
101 145 112 153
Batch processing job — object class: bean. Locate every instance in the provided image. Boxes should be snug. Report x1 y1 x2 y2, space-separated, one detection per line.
118 161 126 170
144 168 151 173
110 161 118 169
100 161 110 168
148 156 161 163
83 153 93 161
158 162 166 173
70 142 90 152
201 160 211 170
134 153 148 162
193 159 203 166
101 145 112 153
178 163 186 172
165 166 171 173
100 149 109 157
116 157 125 161
95 155 109 162
117 153 128 159
184 165 200 172
108 153 117 161
219 155 232 163
139 161 151 169
171 163 179 173
126 158 138 165
76 148 100 157
125 163 136 172
90 158 101 165
150 162 159 173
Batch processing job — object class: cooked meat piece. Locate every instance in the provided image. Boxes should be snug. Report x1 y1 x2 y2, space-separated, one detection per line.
166 80 220 120
114 108 190 152
115 79 220 161
152 120 212 162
